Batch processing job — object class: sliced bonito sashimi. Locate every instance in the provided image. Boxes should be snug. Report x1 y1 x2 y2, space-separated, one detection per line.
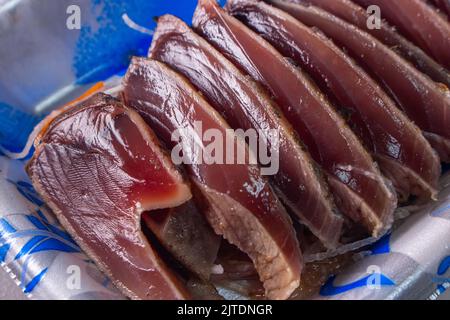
281 0 450 87
226 0 441 201
149 14 343 248
122 57 302 300
270 1 450 162
353 0 450 69
193 0 396 236
26 93 193 300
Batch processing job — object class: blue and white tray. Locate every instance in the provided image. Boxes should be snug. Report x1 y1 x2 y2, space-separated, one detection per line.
0 0 448 300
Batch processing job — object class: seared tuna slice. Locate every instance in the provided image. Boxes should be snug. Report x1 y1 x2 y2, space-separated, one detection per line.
27 93 192 300
226 0 441 200
193 0 396 235
353 0 450 69
122 58 302 300
149 14 343 248
270 0 450 162
282 0 450 87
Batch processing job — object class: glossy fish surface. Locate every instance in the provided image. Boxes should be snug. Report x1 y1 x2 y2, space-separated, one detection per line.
27 93 193 300
270 0 450 162
353 0 450 69
193 0 396 235
149 14 343 248
226 0 441 201
282 0 450 87
122 58 302 300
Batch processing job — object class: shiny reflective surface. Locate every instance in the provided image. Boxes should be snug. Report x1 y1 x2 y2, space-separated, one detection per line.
27 93 192 300
354 0 450 69
283 0 450 87
273 0 450 163
149 14 343 248
122 58 302 300
226 0 441 200
193 0 396 235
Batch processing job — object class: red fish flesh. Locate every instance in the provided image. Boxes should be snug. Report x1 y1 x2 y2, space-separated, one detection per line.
149 14 343 248
122 58 302 300
353 0 450 69
27 93 193 300
193 0 397 235
269 0 450 162
226 0 441 201
282 0 450 87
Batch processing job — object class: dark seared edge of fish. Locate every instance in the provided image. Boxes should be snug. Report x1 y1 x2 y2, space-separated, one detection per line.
226 0 441 202
193 0 397 236
281 0 450 87
149 14 343 248
270 0 450 163
353 0 450 69
122 57 302 300
27 93 194 300
143 200 221 281
428 0 450 18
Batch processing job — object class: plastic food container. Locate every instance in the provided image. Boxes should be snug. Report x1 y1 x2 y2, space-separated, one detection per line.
0 0 448 300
